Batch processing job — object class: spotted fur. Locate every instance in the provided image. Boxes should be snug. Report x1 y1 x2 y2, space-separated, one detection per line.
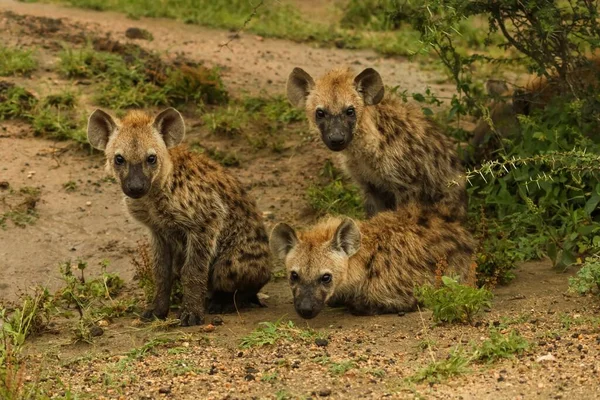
270 204 476 318
87 108 271 326
287 67 467 220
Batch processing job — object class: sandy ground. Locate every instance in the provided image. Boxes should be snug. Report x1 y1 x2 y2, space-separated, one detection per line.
0 1 599 399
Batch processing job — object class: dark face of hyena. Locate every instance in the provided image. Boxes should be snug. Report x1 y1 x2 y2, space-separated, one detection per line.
87 108 185 200
314 107 357 152
289 269 334 319
286 67 385 152
270 219 361 320
111 146 159 199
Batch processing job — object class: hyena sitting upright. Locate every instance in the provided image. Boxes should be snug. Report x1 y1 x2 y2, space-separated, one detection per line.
287 67 467 220
270 204 475 319
87 108 271 326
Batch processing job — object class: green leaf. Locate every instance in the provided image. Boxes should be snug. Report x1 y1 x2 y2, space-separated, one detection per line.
584 191 600 215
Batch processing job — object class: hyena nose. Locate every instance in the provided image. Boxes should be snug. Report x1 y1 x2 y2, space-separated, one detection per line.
330 137 345 147
125 182 148 199
295 299 318 319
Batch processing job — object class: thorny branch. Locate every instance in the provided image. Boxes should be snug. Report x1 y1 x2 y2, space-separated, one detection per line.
218 0 265 51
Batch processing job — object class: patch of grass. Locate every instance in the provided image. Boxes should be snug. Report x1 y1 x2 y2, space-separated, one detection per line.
0 186 41 229
190 143 241 167
0 45 37 76
239 320 322 349
260 371 278 382
0 289 51 399
306 179 364 219
0 83 36 120
569 256 600 296
243 95 304 124
415 276 493 324
63 181 78 192
410 348 470 384
0 83 87 144
306 159 364 218
58 44 227 109
472 330 529 363
329 360 356 376
126 338 174 360
205 106 246 137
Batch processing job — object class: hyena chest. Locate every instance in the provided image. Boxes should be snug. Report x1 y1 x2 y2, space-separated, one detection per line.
126 197 181 230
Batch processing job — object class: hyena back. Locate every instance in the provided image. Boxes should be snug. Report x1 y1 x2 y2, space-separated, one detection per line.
287 66 467 220
270 203 476 319
87 108 271 326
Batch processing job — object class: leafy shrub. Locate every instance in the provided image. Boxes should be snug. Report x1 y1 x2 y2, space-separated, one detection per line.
415 276 493 324
569 256 600 295
472 329 529 363
402 0 600 282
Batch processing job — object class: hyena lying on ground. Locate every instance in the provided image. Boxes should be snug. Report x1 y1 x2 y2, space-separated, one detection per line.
270 204 475 319
287 67 467 220
87 108 271 326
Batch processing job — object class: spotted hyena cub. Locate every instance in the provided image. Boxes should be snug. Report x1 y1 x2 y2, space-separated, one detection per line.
270 204 475 319
287 67 467 220
87 108 271 326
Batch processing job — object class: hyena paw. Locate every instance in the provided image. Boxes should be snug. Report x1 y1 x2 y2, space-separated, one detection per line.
140 308 168 322
179 308 205 326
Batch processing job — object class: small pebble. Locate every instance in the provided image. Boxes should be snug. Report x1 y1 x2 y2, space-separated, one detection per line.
318 389 332 397
86 201 92 207
397 311 406 317
158 387 171 394
315 338 329 347
244 374 255 381
89 326 104 337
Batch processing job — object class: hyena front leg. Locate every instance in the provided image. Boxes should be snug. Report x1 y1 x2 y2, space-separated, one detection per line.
179 233 217 326
363 183 397 218
141 232 173 320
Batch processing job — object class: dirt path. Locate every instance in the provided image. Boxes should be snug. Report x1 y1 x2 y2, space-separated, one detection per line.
0 0 449 97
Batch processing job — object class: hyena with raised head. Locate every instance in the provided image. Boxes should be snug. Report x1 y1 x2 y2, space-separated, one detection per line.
87 108 271 326
270 204 475 319
287 67 467 220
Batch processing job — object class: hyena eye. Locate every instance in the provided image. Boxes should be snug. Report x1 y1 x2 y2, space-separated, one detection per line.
114 155 125 166
346 107 355 117
290 271 299 282
147 155 157 164
315 109 326 119
321 274 332 284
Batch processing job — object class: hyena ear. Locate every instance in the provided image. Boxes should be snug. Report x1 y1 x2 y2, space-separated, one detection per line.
331 218 361 257
354 68 384 106
287 67 315 108
153 108 185 148
270 223 299 262
87 109 117 151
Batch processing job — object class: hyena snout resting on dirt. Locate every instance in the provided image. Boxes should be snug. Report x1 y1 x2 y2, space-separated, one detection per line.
287 67 467 220
87 108 271 326
270 204 475 319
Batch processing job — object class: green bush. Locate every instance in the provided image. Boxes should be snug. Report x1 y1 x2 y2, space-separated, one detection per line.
403 0 600 282
569 256 600 295
415 276 493 324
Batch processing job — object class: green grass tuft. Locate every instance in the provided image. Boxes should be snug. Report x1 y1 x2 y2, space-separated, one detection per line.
415 276 493 324
0 45 37 76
